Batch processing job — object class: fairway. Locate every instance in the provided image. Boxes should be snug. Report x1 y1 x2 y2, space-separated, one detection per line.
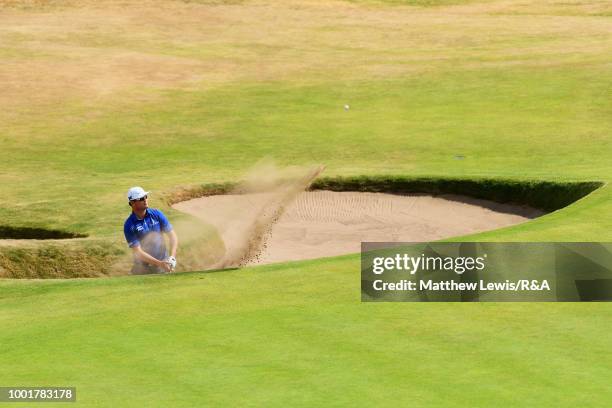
2 259 612 406
1 0 611 406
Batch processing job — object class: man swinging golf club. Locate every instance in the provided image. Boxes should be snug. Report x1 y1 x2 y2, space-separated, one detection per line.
123 186 178 274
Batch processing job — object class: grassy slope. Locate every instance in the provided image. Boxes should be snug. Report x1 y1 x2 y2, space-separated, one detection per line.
2 67 611 238
1 0 611 239
1 0 611 405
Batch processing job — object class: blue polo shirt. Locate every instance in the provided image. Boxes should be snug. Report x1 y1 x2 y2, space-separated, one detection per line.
123 208 173 264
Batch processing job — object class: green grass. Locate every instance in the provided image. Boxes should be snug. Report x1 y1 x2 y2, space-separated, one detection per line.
1 0 612 405
1 66 611 238
1 257 611 407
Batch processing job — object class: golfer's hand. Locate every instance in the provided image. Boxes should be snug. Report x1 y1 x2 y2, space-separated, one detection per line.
165 256 177 271
158 259 173 272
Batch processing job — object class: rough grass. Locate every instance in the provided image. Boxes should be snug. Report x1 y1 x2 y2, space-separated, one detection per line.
311 176 603 212
163 176 603 212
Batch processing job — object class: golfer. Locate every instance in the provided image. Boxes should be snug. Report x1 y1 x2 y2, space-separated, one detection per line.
123 186 178 274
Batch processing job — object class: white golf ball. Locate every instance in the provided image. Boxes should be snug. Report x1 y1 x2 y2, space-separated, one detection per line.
344 104 350 110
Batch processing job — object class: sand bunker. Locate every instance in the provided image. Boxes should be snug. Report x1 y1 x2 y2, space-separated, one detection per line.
172 190 543 267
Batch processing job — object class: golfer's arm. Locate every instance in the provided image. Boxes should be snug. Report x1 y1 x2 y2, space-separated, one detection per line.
131 246 163 267
167 229 178 258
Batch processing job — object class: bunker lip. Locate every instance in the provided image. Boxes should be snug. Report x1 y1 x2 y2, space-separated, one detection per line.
169 175 603 268
0 225 88 240
0 176 603 279
163 176 604 212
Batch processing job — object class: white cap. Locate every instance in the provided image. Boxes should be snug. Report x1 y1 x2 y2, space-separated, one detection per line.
127 186 149 201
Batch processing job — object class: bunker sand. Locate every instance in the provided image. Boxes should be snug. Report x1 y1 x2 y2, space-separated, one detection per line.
173 190 543 266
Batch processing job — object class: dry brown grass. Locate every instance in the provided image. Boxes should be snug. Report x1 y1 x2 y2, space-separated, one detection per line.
457 0 612 16
2 0 612 121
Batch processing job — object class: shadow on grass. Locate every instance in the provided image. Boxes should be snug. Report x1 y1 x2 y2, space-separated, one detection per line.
164 175 604 213
0 225 87 239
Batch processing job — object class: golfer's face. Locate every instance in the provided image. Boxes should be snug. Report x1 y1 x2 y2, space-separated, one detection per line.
131 196 148 210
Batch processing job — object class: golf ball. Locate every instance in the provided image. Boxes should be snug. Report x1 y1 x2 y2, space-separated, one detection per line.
344 104 350 110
